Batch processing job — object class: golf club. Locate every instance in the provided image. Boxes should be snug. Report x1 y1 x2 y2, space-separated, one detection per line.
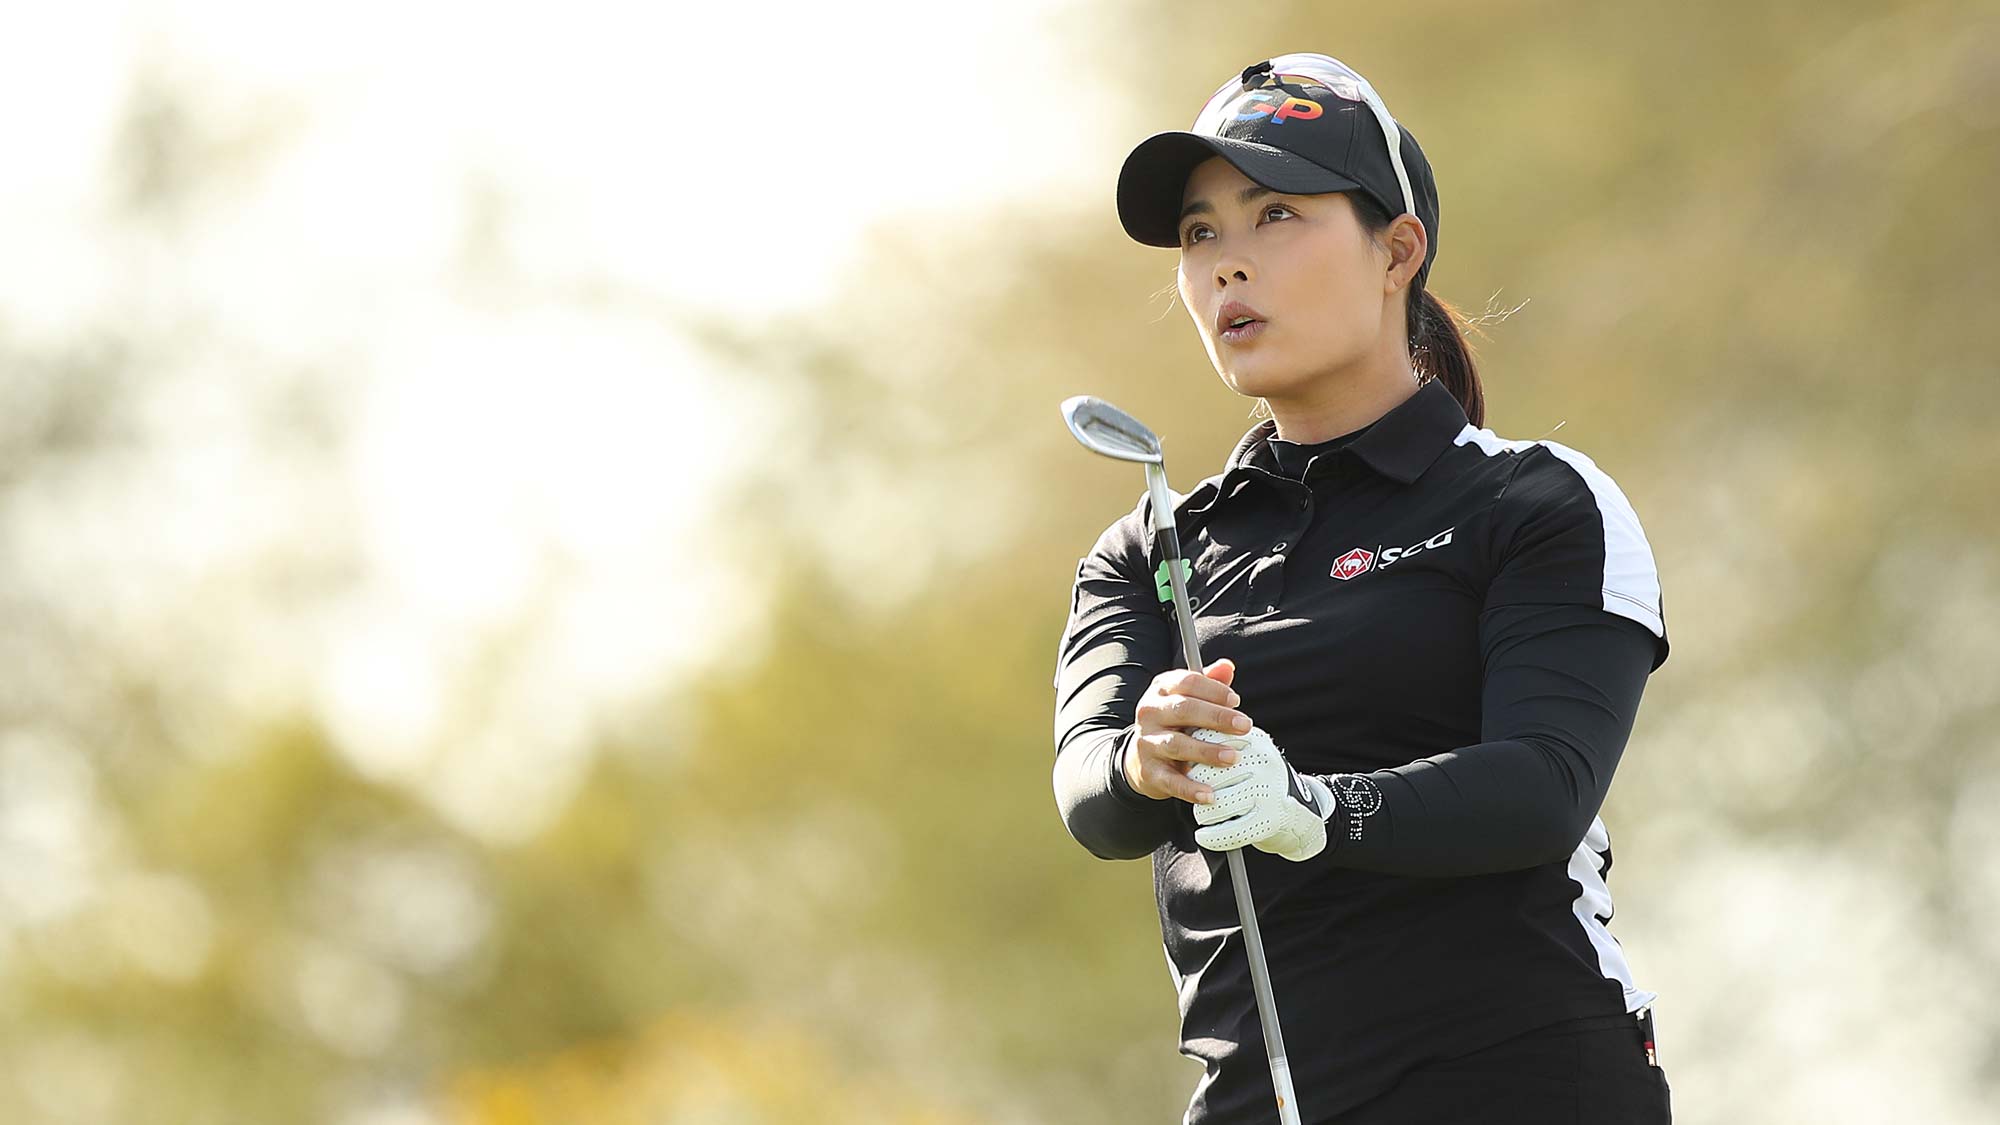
1061 394 1306 1125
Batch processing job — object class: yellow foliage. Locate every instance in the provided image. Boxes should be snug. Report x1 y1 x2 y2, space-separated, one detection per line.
446 1007 987 1125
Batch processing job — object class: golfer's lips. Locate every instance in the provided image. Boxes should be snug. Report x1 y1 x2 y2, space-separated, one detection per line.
1216 301 1267 336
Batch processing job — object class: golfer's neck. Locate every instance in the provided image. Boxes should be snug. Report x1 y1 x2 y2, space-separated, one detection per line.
1266 362 1422 446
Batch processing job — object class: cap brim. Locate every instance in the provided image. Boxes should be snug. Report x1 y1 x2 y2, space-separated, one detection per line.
1117 131 1364 248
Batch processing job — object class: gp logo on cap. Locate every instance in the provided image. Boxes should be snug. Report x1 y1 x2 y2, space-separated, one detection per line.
1195 59 1368 137
1187 53 1417 222
1218 72 1335 126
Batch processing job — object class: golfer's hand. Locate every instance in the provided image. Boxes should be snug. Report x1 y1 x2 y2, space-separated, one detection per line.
1124 658 1256 805
1187 727 1336 862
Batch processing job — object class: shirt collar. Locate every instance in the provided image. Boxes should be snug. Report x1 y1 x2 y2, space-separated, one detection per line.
1217 376 1469 489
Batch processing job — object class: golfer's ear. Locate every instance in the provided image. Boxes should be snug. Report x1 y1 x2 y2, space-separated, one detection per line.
1384 213 1427 292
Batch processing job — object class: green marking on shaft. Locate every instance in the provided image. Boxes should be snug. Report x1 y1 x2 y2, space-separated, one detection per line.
1155 558 1192 602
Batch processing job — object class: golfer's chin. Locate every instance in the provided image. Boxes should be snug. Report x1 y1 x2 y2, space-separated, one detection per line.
1213 346 1307 402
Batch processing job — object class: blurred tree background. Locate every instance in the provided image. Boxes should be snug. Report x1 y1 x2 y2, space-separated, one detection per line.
2 2 1997 1123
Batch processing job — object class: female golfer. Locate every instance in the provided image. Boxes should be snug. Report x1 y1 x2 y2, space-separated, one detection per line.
1052 53 1673 1124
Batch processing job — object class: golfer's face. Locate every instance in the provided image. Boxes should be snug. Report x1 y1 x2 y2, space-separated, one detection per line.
1175 156 1388 399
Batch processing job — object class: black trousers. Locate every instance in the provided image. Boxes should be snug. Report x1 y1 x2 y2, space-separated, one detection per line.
1330 1010 1673 1125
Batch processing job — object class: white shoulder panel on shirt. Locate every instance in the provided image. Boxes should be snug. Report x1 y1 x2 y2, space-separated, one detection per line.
1452 425 1665 638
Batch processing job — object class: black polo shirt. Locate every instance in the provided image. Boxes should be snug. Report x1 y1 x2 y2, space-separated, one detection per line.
1050 376 1670 1122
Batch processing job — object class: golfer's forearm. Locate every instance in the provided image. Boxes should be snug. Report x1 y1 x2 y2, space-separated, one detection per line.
1054 725 1179 860
1314 609 1656 877
1315 734 1616 875
1052 529 1180 860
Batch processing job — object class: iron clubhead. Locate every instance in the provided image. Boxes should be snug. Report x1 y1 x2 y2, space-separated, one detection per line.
1061 395 1163 464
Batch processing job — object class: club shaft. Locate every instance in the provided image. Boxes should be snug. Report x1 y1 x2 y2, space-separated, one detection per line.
1145 462 1304 1125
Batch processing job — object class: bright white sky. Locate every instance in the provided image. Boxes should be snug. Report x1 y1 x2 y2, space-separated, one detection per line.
0 0 1125 840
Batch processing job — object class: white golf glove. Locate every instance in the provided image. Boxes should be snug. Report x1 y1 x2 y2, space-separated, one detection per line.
1187 726 1337 862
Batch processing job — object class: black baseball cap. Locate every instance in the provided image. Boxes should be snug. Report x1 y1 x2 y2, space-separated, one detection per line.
1116 52 1440 290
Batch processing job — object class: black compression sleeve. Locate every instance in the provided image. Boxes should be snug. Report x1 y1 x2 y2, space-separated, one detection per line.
1052 508 1184 861
1052 723 1179 860
1308 603 1657 876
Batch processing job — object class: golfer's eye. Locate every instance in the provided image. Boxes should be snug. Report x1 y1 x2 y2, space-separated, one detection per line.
1180 205 1295 247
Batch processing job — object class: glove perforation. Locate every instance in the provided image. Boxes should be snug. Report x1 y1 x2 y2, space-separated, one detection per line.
1185 727 1335 862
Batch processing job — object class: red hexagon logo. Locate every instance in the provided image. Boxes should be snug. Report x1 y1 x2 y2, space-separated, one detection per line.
1330 546 1375 581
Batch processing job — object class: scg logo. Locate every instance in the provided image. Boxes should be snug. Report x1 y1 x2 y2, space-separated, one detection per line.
1378 526 1455 568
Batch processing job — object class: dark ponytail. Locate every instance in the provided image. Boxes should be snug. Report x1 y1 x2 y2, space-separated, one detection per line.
1413 289 1485 428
